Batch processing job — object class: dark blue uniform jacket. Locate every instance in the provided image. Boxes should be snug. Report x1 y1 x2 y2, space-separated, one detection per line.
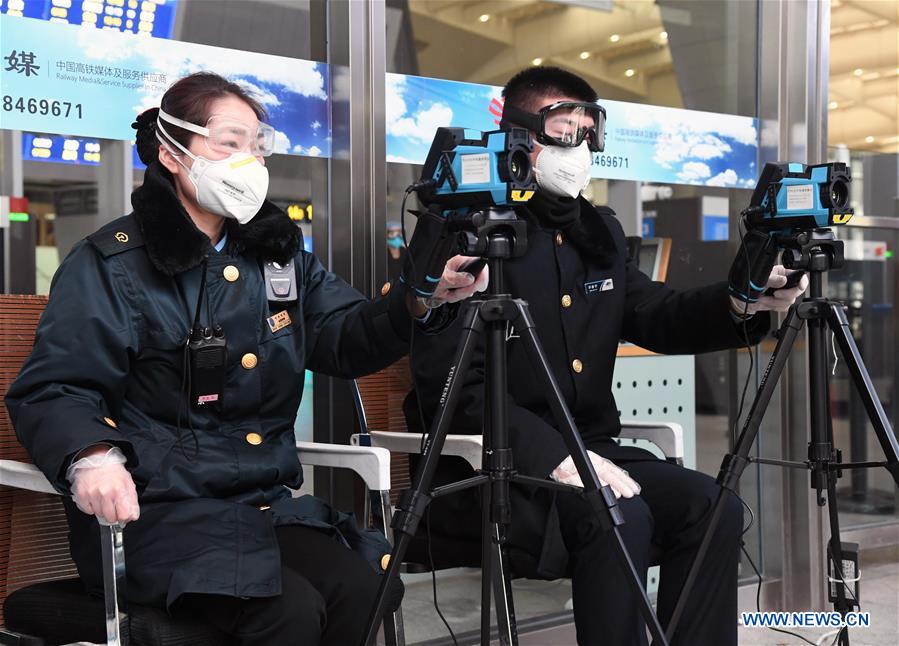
404 194 770 578
6 162 433 609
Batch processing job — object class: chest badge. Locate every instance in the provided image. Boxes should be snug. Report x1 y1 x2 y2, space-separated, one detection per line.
267 310 292 333
584 278 614 295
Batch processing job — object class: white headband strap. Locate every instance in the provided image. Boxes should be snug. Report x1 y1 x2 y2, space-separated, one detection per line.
158 108 209 137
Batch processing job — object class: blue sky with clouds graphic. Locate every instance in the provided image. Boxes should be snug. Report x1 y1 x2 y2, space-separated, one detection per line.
1 16 330 158
385 72 758 189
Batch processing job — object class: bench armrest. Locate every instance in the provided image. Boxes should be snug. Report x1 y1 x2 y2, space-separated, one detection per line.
356 432 484 471
618 421 684 464
0 459 57 495
296 441 391 492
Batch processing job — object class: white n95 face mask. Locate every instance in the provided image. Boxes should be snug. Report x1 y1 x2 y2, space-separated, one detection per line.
534 141 594 199
157 120 269 224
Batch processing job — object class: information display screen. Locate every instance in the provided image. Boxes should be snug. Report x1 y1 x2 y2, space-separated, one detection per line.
1 0 178 39
23 132 145 168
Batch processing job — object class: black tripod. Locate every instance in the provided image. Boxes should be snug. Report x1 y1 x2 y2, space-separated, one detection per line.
666 229 899 646
362 208 669 646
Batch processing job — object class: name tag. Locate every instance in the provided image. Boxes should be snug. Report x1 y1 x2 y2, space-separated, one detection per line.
584 279 614 295
267 310 292 333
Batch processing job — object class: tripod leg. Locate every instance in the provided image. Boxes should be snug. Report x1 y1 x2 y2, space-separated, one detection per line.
665 306 805 642
827 304 899 485
481 484 493 646
362 304 488 646
491 524 518 646
511 301 669 646
826 474 852 646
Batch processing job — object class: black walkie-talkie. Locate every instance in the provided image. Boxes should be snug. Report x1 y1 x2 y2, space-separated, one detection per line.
189 324 227 408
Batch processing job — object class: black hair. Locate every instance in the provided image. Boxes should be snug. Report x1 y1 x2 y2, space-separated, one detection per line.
502 66 598 115
132 72 267 165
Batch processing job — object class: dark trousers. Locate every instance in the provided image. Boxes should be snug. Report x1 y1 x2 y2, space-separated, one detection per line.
556 459 743 646
175 525 383 646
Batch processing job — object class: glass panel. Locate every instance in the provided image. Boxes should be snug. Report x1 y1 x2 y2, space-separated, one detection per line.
827 224 899 529
22 137 102 295
828 0 899 159
827 0 899 530
388 0 757 115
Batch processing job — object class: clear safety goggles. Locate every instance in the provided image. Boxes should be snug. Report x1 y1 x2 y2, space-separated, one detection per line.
502 101 606 153
158 108 276 157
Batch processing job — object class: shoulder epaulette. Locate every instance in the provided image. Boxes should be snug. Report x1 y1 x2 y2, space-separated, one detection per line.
86 215 145 258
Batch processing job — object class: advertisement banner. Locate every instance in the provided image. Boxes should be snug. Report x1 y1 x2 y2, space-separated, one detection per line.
386 72 759 189
0 14 330 157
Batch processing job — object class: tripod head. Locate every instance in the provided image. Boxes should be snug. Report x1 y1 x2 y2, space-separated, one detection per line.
452 206 529 260
775 228 844 274
449 206 529 296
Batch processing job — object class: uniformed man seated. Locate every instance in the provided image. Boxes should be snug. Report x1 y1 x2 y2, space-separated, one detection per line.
6 71 487 646
403 66 809 646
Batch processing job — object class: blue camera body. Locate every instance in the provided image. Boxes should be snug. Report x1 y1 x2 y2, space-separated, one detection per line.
418 127 536 209
748 162 853 230
729 161 854 303
401 127 536 298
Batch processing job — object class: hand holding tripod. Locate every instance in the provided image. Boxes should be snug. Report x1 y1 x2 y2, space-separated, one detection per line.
362 208 670 646
666 229 899 646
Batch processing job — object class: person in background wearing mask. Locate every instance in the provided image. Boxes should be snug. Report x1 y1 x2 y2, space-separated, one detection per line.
386 220 407 280
6 72 487 646
403 67 809 646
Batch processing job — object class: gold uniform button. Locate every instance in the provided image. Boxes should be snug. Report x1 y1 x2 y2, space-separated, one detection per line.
380 554 391 571
223 265 240 282
246 432 263 445
561 294 572 308
555 233 564 246
241 353 258 369
103 417 117 428
381 282 391 296
572 359 583 374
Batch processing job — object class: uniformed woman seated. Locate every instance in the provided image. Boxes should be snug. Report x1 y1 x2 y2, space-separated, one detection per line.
6 71 486 646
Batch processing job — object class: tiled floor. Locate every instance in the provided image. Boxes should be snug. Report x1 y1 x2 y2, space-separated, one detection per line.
402 545 899 645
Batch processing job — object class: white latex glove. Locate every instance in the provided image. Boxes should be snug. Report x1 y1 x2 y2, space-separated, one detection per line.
67 445 140 526
551 451 641 499
729 264 810 317
422 255 489 307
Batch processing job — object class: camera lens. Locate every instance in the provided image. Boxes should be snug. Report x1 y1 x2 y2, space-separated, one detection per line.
829 178 849 209
509 149 531 184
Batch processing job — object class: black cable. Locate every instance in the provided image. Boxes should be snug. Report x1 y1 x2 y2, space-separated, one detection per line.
175 343 190 458
191 257 209 333
732 217 757 446
737 487 861 646
402 184 460 646
427 507 459 646
738 494 818 646
399 186 433 454
175 258 209 460
732 344 818 646
736 491 755 538
205 277 214 338
741 542 819 646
